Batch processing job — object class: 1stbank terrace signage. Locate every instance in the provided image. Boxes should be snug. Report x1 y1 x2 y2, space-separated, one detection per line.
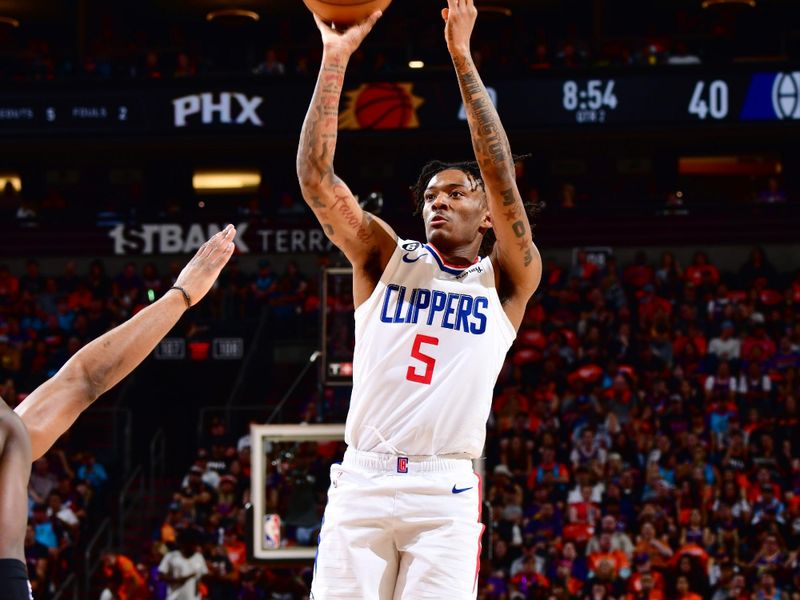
107 222 334 255
172 92 264 128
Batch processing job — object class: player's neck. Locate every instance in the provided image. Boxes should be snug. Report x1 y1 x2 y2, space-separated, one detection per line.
427 242 480 268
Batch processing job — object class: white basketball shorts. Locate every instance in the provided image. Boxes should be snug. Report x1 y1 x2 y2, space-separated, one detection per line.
310 448 484 600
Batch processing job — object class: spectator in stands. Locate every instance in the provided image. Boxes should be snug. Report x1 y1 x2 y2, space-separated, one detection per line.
708 321 741 364
742 318 777 363
739 247 777 289
634 522 673 570
205 543 237 600
173 52 196 78
252 48 286 76
654 251 683 299
685 251 720 288
100 550 149 600
24 524 50 598
30 502 69 557
587 515 635 559
46 490 79 537
28 456 59 504
75 451 108 491
158 529 208 600
251 259 276 305
558 182 577 210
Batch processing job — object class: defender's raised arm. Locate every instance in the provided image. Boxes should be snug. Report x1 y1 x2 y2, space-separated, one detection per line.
443 0 541 325
14 226 237 460
296 12 396 303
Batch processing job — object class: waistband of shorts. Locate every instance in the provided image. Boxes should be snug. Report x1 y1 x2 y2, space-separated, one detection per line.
0 559 28 580
343 447 473 474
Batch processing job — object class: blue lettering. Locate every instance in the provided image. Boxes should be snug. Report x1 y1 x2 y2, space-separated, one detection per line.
402 288 417 323
382 285 490 335
393 286 407 323
380 284 399 323
427 291 447 326
470 296 488 335
412 289 430 324
441 293 460 329
455 295 474 332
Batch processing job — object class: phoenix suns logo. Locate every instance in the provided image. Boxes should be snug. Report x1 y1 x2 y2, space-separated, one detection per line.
339 82 424 130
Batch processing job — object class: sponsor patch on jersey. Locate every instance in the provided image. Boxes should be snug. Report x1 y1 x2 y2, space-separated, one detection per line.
397 456 409 473
402 242 420 251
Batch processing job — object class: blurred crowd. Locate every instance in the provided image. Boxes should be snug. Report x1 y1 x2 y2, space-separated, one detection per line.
0 4 793 83
21 443 108 598
83 245 800 599
479 246 800 599
0 257 315 393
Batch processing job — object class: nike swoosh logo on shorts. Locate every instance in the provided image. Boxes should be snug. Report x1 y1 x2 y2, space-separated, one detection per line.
452 485 473 494
402 253 427 263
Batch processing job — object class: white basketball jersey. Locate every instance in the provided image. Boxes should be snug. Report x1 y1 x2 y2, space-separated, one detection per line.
345 239 516 458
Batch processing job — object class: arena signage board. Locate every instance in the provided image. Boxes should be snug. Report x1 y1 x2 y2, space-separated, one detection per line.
172 92 264 128
107 222 334 256
0 67 798 137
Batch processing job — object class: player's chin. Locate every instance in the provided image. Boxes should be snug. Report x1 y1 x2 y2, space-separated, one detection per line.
425 227 450 247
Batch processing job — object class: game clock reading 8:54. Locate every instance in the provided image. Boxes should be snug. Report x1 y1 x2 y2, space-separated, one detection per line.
562 79 618 123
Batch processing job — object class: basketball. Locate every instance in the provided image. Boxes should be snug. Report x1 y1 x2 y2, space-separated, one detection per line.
302 0 392 26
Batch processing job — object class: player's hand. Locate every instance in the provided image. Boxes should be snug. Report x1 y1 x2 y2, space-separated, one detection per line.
442 0 477 55
314 10 382 57
172 224 236 307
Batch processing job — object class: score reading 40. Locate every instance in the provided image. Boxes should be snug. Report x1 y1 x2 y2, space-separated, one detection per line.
689 80 729 120
562 80 618 123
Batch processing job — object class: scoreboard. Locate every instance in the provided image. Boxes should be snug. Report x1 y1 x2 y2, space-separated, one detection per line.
513 70 800 126
0 67 797 137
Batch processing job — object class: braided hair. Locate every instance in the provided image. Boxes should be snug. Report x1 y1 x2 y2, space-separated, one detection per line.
410 155 541 256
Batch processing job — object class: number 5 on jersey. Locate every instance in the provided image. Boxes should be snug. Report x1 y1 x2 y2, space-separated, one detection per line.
406 334 439 385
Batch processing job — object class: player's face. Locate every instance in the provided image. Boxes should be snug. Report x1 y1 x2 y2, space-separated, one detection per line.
422 169 491 251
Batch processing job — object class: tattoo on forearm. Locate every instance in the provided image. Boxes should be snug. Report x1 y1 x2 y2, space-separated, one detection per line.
309 195 326 209
453 57 536 270
453 55 512 170
298 55 347 188
331 183 374 243
501 187 534 268
323 224 335 236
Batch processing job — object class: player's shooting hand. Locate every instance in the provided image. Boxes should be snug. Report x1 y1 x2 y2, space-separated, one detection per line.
315 11 382 57
172 224 236 307
442 0 477 56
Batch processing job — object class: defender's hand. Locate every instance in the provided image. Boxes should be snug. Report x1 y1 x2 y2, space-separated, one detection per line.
173 224 236 306
442 0 477 55
314 11 382 57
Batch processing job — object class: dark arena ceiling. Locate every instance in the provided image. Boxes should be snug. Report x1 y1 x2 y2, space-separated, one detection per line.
0 0 797 23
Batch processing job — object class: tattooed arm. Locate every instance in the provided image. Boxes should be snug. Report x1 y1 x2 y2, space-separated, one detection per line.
296 12 397 306
443 0 541 328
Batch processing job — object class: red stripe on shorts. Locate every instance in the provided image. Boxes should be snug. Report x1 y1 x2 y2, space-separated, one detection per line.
474 471 484 593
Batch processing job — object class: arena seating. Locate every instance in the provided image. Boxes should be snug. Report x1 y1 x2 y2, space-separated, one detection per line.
83 247 800 598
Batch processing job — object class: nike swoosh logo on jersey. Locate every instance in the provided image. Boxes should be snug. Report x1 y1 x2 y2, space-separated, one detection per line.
402 253 427 263
452 485 473 494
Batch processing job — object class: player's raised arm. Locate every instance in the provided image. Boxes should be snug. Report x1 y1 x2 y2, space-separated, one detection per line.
296 12 396 295
14 226 237 460
443 0 541 323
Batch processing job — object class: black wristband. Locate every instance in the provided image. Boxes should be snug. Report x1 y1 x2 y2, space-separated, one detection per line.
169 285 191 308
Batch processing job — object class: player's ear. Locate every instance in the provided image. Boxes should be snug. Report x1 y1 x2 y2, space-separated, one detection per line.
479 206 492 233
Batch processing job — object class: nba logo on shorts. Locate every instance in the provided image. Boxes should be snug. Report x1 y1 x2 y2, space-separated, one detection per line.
397 456 409 473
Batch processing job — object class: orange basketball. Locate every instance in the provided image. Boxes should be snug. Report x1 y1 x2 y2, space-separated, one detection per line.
302 0 392 26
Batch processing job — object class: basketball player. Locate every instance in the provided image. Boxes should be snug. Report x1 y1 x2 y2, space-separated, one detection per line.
0 225 237 599
297 1 541 597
